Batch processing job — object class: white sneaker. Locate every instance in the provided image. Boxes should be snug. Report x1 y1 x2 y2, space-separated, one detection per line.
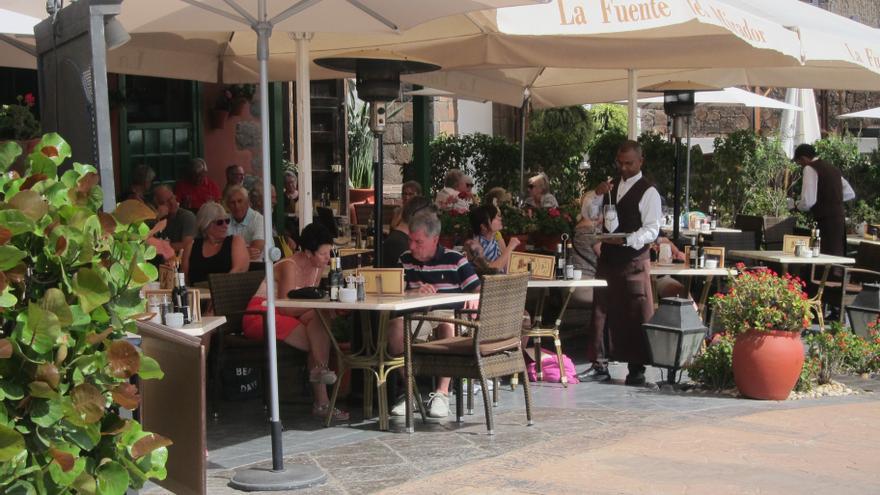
390 395 416 416
426 392 449 418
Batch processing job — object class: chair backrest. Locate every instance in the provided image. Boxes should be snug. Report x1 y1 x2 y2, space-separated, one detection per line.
855 242 880 272
707 231 758 251
208 271 266 333
763 217 796 250
353 203 374 226
474 272 530 343
316 206 339 237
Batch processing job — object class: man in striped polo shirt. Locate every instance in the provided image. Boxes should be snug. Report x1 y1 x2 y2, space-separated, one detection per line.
388 210 481 419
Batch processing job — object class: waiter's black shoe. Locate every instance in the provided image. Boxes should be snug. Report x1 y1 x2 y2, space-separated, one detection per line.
624 364 647 386
576 364 611 382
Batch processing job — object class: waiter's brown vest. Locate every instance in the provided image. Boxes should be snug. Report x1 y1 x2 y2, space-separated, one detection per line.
809 159 845 220
601 177 652 261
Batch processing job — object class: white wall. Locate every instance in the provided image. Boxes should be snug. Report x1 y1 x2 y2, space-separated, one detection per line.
456 99 493 136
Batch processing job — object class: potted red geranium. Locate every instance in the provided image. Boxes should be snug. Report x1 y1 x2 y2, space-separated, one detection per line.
711 265 813 399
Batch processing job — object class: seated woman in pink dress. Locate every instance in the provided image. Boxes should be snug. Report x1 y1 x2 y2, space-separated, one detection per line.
241 223 349 421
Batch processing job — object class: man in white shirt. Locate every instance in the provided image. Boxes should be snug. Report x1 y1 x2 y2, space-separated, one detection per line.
579 140 661 386
791 144 855 256
225 185 265 260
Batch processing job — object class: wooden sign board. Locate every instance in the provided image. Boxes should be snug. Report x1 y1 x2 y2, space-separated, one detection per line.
704 247 725 268
507 252 556 280
783 235 811 254
359 268 405 295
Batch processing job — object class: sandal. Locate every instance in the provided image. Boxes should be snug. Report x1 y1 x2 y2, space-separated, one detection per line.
309 366 338 385
312 404 350 422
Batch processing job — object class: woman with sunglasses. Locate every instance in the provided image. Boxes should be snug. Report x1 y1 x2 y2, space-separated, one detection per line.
434 168 472 212
182 202 249 285
241 223 350 422
524 173 559 209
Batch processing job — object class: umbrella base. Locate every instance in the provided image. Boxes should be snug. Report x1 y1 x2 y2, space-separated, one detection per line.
229 465 327 492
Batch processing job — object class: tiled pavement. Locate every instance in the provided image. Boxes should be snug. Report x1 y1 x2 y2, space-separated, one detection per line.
142 360 880 494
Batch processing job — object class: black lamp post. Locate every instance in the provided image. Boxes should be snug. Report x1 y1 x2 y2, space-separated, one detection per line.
643 297 707 384
315 52 439 267
846 283 880 339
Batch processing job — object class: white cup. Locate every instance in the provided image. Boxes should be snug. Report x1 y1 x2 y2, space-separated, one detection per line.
164 312 184 328
705 259 718 269
572 270 583 280
339 287 357 303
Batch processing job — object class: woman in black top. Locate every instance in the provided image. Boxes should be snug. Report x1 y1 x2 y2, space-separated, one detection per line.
182 202 249 285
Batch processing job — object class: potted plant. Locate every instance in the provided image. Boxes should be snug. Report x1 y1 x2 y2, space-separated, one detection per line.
711 265 812 399
438 208 471 248
529 204 576 252
499 204 532 250
228 84 256 116
0 135 170 493
211 88 233 129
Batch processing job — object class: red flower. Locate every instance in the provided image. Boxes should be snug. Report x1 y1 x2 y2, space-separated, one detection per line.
23 93 35 107
547 207 561 218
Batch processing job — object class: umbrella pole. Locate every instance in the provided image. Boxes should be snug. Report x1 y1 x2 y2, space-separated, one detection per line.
230 4 326 491
685 116 691 214
627 69 638 139
373 129 384 267
294 33 314 231
519 90 530 196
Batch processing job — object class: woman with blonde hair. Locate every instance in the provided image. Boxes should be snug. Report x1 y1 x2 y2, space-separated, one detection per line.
524 173 559 209
181 202 249 285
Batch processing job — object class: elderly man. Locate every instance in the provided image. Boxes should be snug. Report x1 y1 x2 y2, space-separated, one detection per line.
225 185 265 260
580 140 660 386
174 158 221 211
434 168 472 212
387 210 481 419
152 185 197 253
223 164 246 198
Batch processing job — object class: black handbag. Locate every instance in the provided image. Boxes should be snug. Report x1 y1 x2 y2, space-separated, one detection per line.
287 287 325 299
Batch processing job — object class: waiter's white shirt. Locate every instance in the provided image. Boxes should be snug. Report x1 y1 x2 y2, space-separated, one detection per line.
589 172 661 250
795 159 856 212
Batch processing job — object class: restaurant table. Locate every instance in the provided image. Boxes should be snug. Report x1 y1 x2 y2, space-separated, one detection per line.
650 264 734 320
727 250 855 274
847 235 880 247
136 316 226 495
661 226 742 237
521 279 607 387
276 292 480 431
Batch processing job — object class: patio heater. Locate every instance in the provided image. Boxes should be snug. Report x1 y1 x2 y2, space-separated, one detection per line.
316 52 439 267
845 283 880 339
642 297 707 384
641 81 718 241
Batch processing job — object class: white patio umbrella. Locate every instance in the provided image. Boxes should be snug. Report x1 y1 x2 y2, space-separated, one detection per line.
635 87 802 110
838 107 880 120
780 88 821 158
0 8 39 70
19 0 545 490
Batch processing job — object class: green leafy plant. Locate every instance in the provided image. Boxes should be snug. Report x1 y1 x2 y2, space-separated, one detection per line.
346 83 403 190
805 321 880 384
530 204 577 236
499 204 533 236
815 132 868 174
0 94 40 141
711 265 812 335
428 133 520 196
438 209 471 241
0 135 169 493
525 106 592 205
686 333 735 390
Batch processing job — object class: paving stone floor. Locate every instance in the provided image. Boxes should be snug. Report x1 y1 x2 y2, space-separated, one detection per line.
142 358 880 494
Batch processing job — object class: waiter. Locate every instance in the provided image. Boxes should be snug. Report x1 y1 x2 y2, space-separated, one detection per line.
791 144 855 256
581 140 661 386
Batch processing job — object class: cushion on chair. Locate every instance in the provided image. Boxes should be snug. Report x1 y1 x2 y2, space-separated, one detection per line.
412 336 520 356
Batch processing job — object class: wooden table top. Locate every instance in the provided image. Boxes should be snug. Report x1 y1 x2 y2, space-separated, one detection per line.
275 292 480 312
527 279 607 288
650 264 733 276
728 250 855 265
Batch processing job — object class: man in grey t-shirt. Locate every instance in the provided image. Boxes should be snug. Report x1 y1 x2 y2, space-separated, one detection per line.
153 185 197 253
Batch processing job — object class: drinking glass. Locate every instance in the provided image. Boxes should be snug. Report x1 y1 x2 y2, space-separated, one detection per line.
603 204 618 232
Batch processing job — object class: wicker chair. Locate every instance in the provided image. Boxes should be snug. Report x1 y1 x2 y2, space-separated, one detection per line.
207 271 304 418
403 272 533 435
827 241 880 322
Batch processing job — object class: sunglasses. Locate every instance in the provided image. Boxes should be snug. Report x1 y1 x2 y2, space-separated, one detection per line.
214 218 231 226
465 183 474 188
527 184 536 189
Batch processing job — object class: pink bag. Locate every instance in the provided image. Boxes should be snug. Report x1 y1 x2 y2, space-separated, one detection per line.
526 348 579 384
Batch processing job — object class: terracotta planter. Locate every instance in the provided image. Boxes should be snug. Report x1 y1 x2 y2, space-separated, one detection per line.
732 329 804 400
349 187 375 205
209 109 228 129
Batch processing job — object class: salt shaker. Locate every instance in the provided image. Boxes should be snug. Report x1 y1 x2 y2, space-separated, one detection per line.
356 273 366 301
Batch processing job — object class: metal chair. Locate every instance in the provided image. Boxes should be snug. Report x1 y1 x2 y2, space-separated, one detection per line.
404 273 533 434
826 242 880 322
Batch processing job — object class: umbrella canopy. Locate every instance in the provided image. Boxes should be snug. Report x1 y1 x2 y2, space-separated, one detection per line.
635 87 802 110
838 107 880 120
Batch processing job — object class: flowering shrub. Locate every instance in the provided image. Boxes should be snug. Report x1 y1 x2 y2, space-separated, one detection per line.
711 264 812 335
805 321 880 383
531 204 577 236
687 333 735 390
439 208 471 240
0 93 40 140
499 204 533 236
